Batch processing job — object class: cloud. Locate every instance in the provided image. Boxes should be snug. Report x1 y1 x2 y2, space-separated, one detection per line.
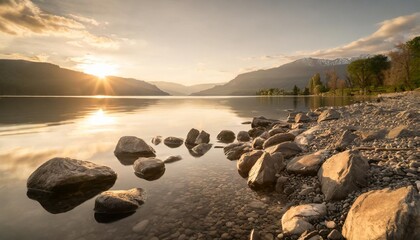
68 14 99 26
0 52 49 61
259 12 420 63
0 0 118 49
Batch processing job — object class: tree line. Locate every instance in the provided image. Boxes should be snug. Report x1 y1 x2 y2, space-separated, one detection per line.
257 36 420 96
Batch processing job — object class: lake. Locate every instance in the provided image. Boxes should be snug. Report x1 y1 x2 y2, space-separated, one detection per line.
0 96 368 240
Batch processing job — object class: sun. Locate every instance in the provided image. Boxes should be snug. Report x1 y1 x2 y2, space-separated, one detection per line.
81 63 117 79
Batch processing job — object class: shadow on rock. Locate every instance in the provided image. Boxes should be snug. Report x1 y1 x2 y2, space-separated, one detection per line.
115 153 140 165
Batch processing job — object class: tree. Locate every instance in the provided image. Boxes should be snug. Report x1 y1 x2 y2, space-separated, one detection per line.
347 58 373 93
369 54 390 86
337 79 347 95
326 69 339 94
292 85 300 95
308 73 321 94
302 87 310 95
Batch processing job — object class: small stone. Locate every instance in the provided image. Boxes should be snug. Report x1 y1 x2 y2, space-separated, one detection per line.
325 220 336 229
132 219 149 233
327 229 342 240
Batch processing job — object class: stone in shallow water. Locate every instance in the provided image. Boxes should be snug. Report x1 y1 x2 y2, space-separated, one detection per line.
163 136 184 148
224 142 252 160
190 143 213 157
133 158 165 181
164 155 182 163
132 219 150 233
27 157 117 192
151 136 162 145
237 131 251 142
114 136 156 160
217 130 236 143
185 128 200 146
237 150 264 178
194 130 210 145
94 188 146 214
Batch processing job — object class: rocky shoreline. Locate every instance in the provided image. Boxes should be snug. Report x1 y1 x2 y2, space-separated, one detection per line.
25 91 420 240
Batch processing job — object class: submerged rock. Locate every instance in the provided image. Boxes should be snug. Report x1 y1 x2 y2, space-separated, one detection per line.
217 130 236 143
342 186 420 240
164 155 182 164
94 188 146 214
133 158 165 181
191 143 212 157
114 136 156 159
163 136 184 148
318 150 369 201
281 203 327 235
27 157 117 192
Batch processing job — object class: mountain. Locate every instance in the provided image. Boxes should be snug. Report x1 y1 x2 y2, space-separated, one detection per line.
151 81 222 95
192 57 352 96
0 60 169 96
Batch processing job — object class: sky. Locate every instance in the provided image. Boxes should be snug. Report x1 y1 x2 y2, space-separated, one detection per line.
0 0 419 85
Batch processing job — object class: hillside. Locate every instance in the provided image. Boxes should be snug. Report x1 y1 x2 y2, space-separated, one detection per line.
0 60 169 96
192 58 351 95
151 81 221 95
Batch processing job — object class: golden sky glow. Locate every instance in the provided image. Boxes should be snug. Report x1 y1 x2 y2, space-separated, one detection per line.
0 0 419 85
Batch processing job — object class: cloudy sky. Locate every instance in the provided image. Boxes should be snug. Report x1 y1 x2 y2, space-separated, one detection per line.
0 0 419 85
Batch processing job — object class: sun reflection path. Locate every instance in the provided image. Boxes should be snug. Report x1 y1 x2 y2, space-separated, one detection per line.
85 109 115 126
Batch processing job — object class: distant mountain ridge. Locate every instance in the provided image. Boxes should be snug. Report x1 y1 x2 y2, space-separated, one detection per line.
192 57 355 96
0 60 169 96
151 81 222 95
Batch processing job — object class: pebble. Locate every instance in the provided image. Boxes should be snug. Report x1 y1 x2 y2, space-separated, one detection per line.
132 220 149 233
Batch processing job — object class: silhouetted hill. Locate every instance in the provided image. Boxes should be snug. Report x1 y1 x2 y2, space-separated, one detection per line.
192 58 350 95
0 60 169 96
151 81 222 95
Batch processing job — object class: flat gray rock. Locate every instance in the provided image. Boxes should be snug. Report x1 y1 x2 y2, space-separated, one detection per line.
27 157 117 192
114 136 156 158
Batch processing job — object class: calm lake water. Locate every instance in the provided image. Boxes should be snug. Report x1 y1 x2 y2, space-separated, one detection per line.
0 96 367 240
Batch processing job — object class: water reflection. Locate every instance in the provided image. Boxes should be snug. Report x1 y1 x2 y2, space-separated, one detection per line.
27 180 115 214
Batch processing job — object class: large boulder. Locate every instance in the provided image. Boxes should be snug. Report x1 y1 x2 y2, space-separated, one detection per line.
287 150 328 176
247 152 277 190
217 130 236 143
185 128 200 146
281 204 327 235
94 188 146 214
317 109 340 123
237 150 264 178
163 136 184 148
194 130 210 145
318 150 369 201
27 157 117 192
133 158 165 181
335 130 358 151
266 142 302 159
224 142 252 160
114 136 156 158
263 133 296 149
251 116 279 128
342 186 420 240
237 131 251 142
